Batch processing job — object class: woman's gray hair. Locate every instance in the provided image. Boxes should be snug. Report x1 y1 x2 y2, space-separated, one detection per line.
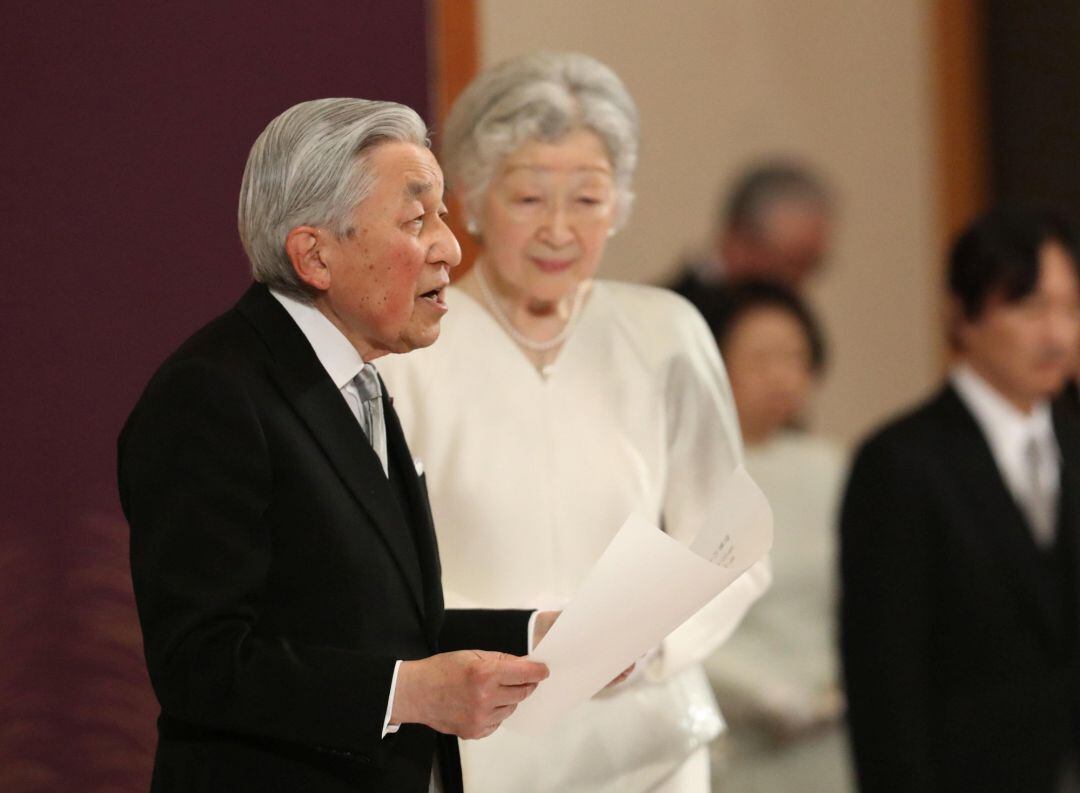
441 52 639 233
239 98 429 301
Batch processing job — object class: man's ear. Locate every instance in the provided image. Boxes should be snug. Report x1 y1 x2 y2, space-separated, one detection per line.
946 295 970 352
285 226 332 292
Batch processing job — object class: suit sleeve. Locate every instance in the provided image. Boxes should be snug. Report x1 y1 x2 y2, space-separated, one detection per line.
439 609 532 656
119 359 398 765
840 434 937 793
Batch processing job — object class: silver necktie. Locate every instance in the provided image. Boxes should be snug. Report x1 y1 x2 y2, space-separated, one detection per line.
353 365 387 475
1022 433 1057 547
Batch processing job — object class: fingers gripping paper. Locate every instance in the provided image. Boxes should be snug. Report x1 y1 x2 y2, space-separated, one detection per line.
508 464 773 734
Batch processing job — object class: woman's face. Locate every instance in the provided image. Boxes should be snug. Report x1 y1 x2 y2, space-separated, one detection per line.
724 306 816 444
476 128 618 305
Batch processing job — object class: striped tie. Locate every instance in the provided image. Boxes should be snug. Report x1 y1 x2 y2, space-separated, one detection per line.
353 364 387 475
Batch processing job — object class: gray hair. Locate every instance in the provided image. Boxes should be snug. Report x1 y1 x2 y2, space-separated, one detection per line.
239 98 429 301
440 52 639 233
723 161 831 236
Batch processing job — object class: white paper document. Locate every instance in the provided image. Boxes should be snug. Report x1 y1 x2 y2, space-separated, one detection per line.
507 464 773 734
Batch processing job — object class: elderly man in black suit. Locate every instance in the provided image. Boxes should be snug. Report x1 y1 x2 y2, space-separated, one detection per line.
118 98 554 793
841 206 1080 793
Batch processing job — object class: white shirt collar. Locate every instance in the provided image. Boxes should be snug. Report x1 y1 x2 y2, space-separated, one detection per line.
270 289 367 389
951 362 1056 456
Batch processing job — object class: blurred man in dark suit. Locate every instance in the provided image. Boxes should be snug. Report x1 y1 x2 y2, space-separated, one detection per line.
118 98 553 793
841 206 1080 793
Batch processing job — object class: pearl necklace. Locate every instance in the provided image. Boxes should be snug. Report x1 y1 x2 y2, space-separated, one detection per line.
473 262 586 353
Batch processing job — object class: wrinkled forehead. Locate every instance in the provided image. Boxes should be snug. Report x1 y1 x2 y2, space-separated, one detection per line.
403 174 444 203
369 141 445 198
498 131 613 177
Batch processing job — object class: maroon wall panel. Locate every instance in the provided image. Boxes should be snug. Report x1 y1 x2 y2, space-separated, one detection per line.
0 3 431 790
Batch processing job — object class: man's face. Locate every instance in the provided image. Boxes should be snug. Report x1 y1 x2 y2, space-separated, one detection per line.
318 142 461 357
723 200 830 287
958 241 1080 411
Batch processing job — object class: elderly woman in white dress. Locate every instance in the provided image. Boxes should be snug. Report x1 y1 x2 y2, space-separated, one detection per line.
378 52 769 793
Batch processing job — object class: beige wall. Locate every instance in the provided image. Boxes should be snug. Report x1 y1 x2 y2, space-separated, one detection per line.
478 0 941 445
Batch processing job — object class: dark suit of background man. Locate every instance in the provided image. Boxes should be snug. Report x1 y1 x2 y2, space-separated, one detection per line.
841 206 1080 793
118 98 553 793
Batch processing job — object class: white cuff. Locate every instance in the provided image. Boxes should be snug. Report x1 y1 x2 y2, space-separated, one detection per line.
382 659 403 738
526 610 540 655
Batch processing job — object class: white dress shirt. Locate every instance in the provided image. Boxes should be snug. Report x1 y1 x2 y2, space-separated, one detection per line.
951 363 1061 546
271 290 387 474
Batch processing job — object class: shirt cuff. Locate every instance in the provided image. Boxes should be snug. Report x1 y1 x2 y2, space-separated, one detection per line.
526 610 540 655
382 659 403 738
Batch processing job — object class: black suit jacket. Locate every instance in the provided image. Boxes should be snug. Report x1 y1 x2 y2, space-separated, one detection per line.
667 266 734 333
840 385 1080 793
118 284 530 793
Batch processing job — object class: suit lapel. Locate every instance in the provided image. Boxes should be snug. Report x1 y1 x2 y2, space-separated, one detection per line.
236 285 426 619
938 387 1062 639
1054 408 1080 631
383 388 445 642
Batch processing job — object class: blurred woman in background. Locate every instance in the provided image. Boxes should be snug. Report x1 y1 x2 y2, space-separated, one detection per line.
379 52 769 793
703 280 852 793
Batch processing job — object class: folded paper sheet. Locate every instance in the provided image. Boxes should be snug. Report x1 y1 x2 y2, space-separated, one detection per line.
508 464 773 734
